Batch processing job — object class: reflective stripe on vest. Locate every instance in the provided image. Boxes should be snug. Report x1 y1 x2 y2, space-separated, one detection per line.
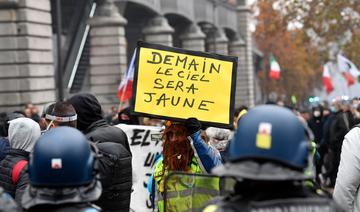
157 186 219 201
154 157 220 212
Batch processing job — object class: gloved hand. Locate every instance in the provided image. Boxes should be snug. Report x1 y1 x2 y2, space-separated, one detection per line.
185 118 201 135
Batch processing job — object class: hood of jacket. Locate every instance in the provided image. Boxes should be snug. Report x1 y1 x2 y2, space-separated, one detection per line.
68 93 103 132
8 117 40 152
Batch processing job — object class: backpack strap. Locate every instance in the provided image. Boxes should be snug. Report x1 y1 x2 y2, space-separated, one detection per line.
12 160 28 185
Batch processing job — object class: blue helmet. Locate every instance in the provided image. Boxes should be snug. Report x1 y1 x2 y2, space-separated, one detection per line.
213 105 311 181
29 126 95 187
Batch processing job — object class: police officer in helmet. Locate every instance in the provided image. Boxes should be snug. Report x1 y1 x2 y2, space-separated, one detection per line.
21 127 102 212
204 105 343 212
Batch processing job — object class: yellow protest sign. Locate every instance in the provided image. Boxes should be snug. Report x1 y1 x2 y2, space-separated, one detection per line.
132 41 237 127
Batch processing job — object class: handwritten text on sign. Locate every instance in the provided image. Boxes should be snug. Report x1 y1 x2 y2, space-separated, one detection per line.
134 44 236 126
116 124 162 212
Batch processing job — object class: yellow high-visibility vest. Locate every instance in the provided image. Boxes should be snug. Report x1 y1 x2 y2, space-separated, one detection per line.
154 157 219 212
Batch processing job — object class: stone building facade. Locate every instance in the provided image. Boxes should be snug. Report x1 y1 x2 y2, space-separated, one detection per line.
0 0 257 112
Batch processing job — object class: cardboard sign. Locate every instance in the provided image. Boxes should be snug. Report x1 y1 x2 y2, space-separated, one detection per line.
115 124 163 211
132 41 238 128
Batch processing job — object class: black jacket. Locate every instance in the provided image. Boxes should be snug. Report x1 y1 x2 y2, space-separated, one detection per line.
308 117 323 144
329 110 355 151
85 119 132 212
85 119 131 154
0 149 29 204
68 93 132 211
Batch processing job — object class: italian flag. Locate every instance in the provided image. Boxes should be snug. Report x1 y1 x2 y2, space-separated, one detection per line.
322 63 334 94
268 56 281 80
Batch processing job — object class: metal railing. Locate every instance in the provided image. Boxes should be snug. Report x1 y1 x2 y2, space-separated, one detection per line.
62 0 97 94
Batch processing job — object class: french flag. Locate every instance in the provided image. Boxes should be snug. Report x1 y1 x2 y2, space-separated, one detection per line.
117 49 136 102
337 53 359 86
322 63 334 94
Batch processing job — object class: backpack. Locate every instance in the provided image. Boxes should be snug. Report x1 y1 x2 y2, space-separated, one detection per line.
85 124 132 210
12 160 27 185
94 141 132 210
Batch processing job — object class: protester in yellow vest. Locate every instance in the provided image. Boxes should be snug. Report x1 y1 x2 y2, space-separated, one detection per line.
153 120 220 212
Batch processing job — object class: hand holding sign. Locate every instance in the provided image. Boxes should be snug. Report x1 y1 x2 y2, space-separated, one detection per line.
185 118 202 135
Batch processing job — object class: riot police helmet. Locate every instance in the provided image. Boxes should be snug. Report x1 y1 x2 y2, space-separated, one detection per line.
212 105 311 181
22 126 101 209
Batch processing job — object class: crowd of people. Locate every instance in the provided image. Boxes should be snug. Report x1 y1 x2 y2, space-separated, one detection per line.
0 93 359 211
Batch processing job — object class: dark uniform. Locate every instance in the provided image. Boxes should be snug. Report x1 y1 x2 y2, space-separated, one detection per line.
25 203 100 212
204 181 342 211
21 127 102 212
204 105 344 212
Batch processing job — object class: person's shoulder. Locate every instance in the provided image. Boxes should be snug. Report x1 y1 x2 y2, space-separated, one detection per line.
154 157 164 175
346 125 360 139
98 124 126 136
351 123 360 130
87 124 126 140
154 157 163 168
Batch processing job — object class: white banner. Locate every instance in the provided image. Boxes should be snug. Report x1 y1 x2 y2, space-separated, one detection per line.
116 124 163 212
